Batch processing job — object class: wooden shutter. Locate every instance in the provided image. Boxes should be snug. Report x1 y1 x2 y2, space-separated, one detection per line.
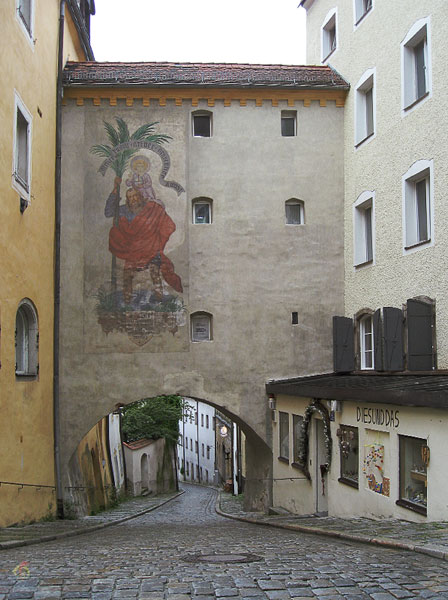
407 299 434 371
333 316 355 373
383 307 404 371
373 309 383 371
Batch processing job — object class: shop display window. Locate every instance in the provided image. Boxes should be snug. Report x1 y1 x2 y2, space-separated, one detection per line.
398 435 428 515
279 411 289 462
337 425 359 487
292 415 303 466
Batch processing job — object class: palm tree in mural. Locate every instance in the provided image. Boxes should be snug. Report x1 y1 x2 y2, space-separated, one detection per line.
90 117 171 304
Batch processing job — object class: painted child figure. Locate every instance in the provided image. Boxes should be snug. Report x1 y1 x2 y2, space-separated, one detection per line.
126 155 161 205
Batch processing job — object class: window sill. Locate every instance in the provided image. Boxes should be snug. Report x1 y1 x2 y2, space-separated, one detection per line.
404 238 431 251
404 91 430 113
278 456 289 464
16 373 38 380
354 258 373 269
355 131 375 149
396 498 427 516
338 476 358 489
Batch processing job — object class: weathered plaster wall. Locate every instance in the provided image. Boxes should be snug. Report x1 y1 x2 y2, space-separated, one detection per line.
60 94 345 508
305 0 448 366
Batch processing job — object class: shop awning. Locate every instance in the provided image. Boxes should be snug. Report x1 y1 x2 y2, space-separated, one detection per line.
266 373 448 409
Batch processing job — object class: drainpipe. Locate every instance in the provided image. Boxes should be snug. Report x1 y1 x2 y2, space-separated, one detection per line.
196 400 200 483
53 0 65 519
182 404 186 481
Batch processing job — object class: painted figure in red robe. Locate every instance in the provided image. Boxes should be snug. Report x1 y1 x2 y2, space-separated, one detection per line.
105 177 182 304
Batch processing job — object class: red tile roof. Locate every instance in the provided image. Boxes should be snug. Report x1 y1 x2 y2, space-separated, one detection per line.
63 61 349 89
123 438 154 451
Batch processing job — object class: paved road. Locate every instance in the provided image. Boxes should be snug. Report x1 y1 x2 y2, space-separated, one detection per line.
1 485 448 599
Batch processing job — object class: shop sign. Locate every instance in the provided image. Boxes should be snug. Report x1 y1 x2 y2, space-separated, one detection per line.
356 406 400 428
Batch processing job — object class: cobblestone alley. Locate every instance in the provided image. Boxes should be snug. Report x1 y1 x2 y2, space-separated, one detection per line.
1 485 448 600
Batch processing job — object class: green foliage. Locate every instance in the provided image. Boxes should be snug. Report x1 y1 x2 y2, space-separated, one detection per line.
121 395 185 445
90 117 172 178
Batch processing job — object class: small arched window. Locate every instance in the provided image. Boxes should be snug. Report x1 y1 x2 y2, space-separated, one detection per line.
191 312 212 342
192 110 212 138
192 197 212 224
285 199 304 225
15 298 38 377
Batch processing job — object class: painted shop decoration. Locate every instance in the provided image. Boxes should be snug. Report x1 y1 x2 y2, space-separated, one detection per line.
89 118 186 347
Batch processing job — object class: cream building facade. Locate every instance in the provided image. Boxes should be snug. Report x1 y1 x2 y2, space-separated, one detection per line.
0 0 93 526
269 0 448 522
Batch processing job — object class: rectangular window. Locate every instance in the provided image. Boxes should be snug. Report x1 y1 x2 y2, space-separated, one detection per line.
338 425 359 487
13 99 32 196
201 414 204 427
207 445 210 459
193 114 211 137
195 441 198 454
191 313 212 342
360 315 374 369
402 20 430 112
398 435 427 514
292 415 303 464
355 71 375 146
354 194 374 266
322 11 337 61
201 443 204 457
291 312 299 325
206 415 209 428
279 412 289 461
190 439 193 450
355 0 372 25
193 201 211 224
403 161 432 251
18 0 33 37
285 200 304 225
281 111 296 137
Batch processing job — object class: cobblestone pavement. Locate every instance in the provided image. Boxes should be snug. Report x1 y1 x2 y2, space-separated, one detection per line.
219 495 448 561
1 485 448 599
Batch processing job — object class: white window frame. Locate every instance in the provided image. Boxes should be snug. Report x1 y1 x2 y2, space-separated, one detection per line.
321 8 337 63
12 93 32 201
353 191 375 267
359 314 374 370
355 68 376 148
192 111 212 138
353 0 373 28
16 0 35 46
401 17 431 116
15 298 39 377
191 312 212 342
281 111 297 137
402 159 434 254
192 198 212 224
285 199 305 225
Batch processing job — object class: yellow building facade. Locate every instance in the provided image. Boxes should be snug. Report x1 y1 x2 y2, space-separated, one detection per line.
0 0 93 527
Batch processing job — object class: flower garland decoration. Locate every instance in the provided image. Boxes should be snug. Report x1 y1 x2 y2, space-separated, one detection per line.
296 399 332 481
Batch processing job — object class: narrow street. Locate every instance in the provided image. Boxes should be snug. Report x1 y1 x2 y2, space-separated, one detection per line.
1 485 448 600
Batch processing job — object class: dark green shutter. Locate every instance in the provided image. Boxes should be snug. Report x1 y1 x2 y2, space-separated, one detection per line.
383 307 404 371
407 299 434 371
333 316 354 373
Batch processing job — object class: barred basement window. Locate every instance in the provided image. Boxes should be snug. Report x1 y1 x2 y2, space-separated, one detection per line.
285 199 304 225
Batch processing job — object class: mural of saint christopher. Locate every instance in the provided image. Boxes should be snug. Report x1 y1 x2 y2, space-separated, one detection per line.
105 172 183 305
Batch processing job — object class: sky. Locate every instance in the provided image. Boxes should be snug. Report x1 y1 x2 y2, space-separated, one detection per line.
90 0 307 65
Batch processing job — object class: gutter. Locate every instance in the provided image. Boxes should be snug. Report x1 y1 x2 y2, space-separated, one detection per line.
54 0 65 519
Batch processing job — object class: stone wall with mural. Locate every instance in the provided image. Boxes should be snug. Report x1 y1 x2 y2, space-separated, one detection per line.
60 94 345 509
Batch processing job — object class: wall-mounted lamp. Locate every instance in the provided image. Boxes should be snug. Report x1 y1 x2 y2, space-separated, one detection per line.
268 394 276 410
219 425 228 437
329 400 342 422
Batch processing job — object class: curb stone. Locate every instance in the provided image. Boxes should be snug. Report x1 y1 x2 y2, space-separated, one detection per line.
216 493 448 562
0 489 184 551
